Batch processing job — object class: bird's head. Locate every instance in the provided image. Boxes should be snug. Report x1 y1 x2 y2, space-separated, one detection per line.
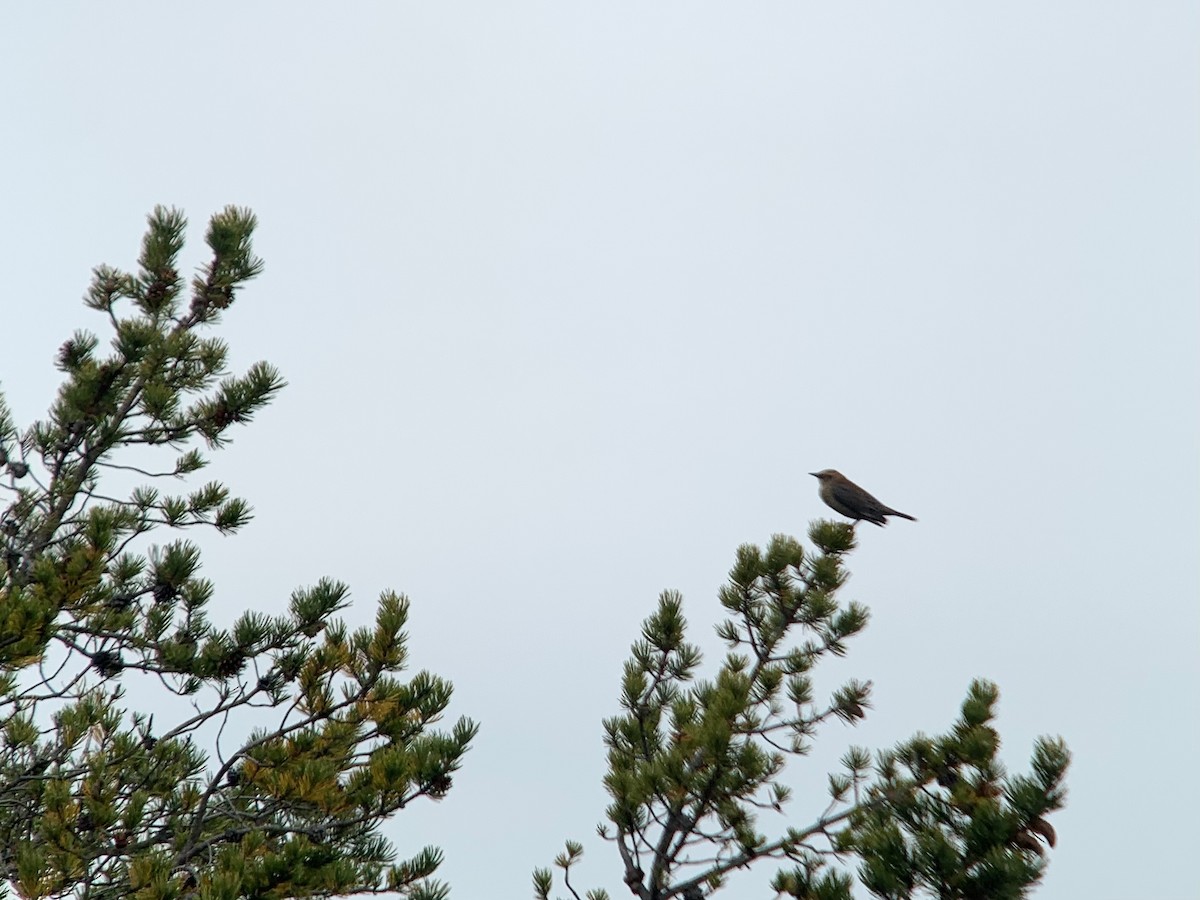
809 469 843 482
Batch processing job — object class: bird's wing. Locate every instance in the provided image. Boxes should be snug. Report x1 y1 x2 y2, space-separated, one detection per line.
831 481 886 523
830 481 878 513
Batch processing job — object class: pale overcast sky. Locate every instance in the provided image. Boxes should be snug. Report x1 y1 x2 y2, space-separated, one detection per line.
2 4 1197 898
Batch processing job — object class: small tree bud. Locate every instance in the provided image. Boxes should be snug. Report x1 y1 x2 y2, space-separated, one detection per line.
91 651 124 678
1014 831 1044 855
1028 818 1057 848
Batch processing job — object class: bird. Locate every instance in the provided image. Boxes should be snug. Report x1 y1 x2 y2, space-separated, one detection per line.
810 469 916 527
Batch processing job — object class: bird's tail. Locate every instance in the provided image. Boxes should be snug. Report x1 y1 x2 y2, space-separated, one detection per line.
888 509 917 522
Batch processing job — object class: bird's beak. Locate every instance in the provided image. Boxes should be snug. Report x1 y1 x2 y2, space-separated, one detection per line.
808 472 819 478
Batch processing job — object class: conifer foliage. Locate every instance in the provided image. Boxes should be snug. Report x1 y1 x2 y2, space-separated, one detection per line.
535 526 1069 900
0 208 476 900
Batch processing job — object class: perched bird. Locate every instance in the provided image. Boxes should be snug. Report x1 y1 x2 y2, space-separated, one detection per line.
810 469 916 527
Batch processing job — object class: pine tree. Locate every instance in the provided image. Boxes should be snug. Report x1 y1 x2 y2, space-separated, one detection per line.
534 527 1069 900
0 207 477 900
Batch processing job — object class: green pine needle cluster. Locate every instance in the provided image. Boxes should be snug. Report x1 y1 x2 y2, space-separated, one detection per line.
0 208 477 900
537 526 1069 900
